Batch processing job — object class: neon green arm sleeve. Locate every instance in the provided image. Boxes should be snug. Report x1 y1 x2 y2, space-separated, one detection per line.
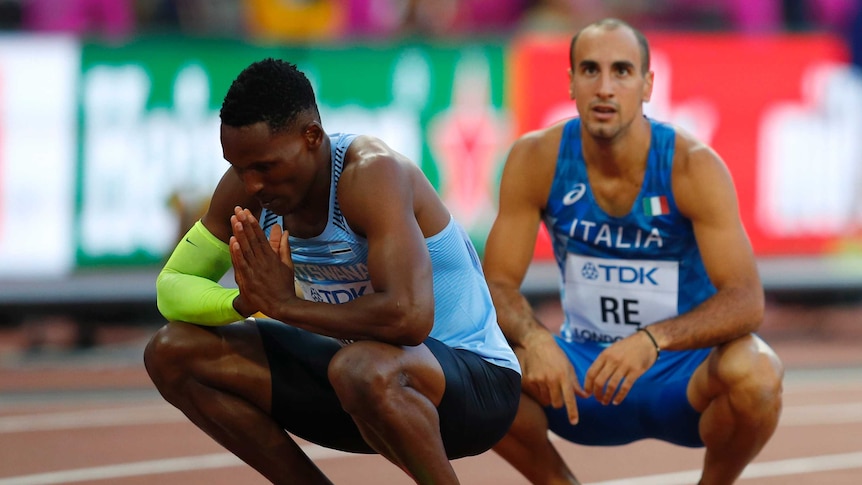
156 220 244 326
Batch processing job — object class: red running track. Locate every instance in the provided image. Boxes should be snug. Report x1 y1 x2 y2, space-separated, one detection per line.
1 300 861 484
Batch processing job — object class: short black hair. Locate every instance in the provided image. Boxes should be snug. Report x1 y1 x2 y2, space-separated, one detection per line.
569 18 651 75
220 58 319 132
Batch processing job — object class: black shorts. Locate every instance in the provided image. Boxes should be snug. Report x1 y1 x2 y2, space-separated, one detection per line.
255 318 521 459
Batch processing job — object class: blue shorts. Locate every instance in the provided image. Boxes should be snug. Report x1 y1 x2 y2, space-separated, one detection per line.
545 335 711 447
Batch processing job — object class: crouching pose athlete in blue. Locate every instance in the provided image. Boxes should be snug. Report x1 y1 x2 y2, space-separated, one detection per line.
144 58 520 485
483 19 784 485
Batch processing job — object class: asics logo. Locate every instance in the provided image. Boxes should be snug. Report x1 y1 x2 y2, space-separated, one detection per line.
563 184 586 205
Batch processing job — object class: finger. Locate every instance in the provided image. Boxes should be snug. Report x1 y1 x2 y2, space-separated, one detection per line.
572 372 589 398
564 393 579 425
591 366 614 402
601 372 623 405
236 208 273 262
233 206 248 237
279 226 293 269
599 370 618 404
229 235 241 263
269 224 282 253
231 214 256 260
583 360 602 395
239 208 268 247
548 380 565 410
243 209 262 234
561 373 580 425
612 370 643 405
229 235 248 288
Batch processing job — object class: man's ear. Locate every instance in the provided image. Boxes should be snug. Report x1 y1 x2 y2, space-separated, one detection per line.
304 121 323 147
642 70 654 103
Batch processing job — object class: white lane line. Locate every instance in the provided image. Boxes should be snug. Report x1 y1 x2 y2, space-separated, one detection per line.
0 406 185 433
0 446 350 485
5 400 860 435
1 449 860 485
0 454 243 485
590 451 862 485
0 400 858 483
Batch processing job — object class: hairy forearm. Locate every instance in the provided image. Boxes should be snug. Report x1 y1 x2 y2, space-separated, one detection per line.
647 286 764 351
488 281 550 348
270 292 433 346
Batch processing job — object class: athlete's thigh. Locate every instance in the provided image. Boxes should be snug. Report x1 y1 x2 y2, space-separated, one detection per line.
171 319 274 413
423 338 521 459
256 318 374 453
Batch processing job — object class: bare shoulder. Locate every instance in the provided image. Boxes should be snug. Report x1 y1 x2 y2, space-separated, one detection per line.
504 121 566 176
508 120 566 169
671 126 726 173
341 134 417 185
346 134 395 159
670 126 738 221
338 134 447 233
498 120 568 207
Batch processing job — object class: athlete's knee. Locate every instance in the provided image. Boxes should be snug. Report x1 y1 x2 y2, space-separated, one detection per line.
741 352 783 421
715 335 784 420
328 342 398 416
144 321 211 389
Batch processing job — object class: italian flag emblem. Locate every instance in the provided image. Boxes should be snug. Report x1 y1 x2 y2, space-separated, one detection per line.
643 195 669 216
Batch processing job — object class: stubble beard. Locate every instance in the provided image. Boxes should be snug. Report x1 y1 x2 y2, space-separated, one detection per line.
584 112 641 145
584 119 621 142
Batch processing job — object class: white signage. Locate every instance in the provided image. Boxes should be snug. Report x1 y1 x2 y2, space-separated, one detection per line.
0 36 78 278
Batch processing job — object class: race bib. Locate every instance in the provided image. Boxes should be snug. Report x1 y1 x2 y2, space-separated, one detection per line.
297 279 374 304
561 254 679 342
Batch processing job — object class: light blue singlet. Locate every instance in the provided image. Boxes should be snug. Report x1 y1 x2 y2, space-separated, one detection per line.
259 133 520 374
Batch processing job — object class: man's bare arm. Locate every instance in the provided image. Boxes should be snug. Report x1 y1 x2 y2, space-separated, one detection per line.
647 134 764 351
484 126 586 423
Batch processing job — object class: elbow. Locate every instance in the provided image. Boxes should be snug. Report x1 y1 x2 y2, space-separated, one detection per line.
155 273 176 322
156 296 179 323
156 287 185 323
155 269 190 323
747 301 765 334
742 286 765 334
389 299 434 346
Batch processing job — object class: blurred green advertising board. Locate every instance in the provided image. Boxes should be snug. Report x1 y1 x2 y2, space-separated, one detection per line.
75 39 509 268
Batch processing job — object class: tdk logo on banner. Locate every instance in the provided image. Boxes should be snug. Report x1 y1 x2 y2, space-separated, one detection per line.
583 262 659 285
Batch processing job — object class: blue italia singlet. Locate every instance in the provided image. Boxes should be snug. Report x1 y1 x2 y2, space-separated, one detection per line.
545 118 716 345
259 133 520 374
